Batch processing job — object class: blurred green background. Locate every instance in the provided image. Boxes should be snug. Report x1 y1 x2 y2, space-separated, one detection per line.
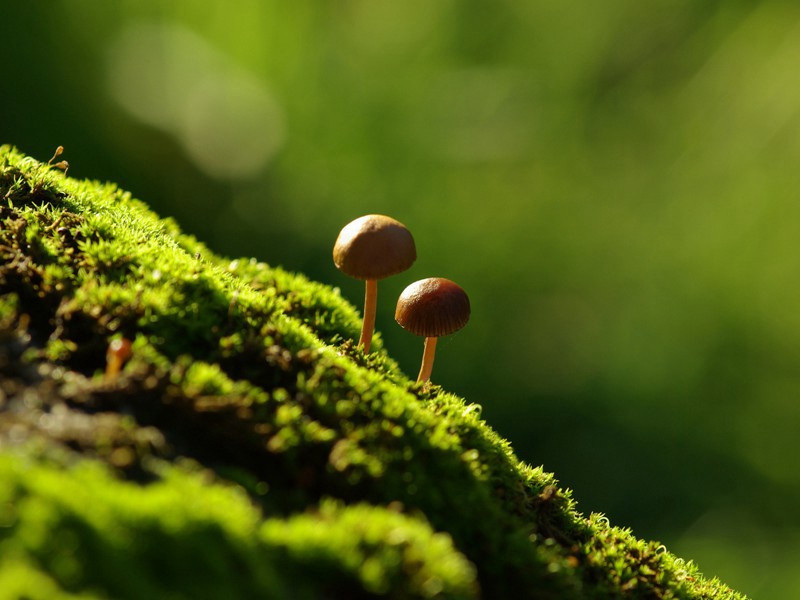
3 1 800 595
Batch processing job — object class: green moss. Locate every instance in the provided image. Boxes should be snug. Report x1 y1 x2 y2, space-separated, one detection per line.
0 145 747 599
0 451 475 599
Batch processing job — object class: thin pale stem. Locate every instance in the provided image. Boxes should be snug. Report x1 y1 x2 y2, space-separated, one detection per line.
105 357 121 381
359 278 378 353
417 336 438 383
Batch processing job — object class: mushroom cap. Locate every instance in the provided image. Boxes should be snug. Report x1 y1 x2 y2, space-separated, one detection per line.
107 338 132 361
333 215 416 280
395 278 470 337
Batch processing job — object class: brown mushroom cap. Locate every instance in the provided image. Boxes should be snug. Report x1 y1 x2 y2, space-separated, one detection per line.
333 215 416 280
395 278 470 337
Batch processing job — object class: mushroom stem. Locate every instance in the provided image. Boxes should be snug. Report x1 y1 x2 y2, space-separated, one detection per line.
105 357 122 381
417 336 438 383
359 278 378 353
105 338 132 382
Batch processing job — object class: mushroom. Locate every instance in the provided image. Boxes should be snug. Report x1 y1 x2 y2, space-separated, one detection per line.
105 338 132 381
395 277 470 383
334 215 416 353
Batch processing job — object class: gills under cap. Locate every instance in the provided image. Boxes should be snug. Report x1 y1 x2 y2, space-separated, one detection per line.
333 215 416 280
395 278 470 338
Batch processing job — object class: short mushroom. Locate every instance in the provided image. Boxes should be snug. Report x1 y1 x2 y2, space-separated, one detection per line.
105 338 132 381
395 277 470 383
334 215 416 353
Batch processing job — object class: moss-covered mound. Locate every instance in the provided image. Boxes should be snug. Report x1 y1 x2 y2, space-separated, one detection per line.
0 146 745 599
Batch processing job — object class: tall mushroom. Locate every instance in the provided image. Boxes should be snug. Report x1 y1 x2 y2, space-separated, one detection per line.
334 215 416 353
395 277 470 383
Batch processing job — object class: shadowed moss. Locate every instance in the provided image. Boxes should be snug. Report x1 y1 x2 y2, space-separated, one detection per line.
0 145 746 599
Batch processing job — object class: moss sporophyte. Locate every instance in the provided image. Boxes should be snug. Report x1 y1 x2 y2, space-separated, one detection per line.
333 215 416 353
0 146 749 599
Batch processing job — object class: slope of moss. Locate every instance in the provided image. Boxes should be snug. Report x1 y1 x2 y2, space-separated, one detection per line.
0 146 746 599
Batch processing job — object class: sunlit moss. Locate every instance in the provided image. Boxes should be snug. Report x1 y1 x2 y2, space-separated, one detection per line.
0 452 476 599
0 146 747 599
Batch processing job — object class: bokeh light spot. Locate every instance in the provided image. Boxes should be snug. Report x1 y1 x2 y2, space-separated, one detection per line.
106 21 285 180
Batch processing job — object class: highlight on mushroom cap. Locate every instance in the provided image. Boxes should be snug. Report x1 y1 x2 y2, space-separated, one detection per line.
333 214 416 280
395 277 470 338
